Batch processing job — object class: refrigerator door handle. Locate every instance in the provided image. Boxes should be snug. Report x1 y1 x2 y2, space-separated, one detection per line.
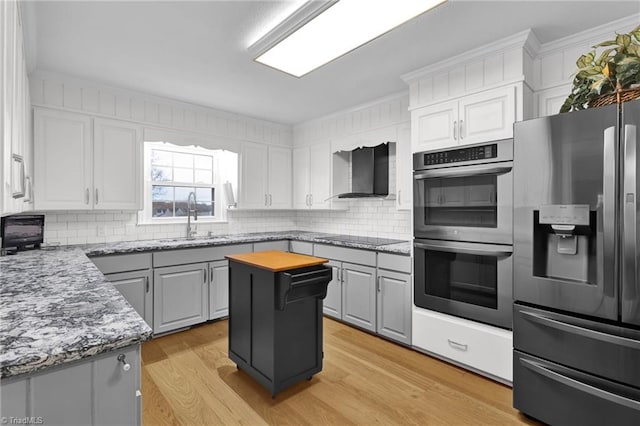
623 124 638 306
603 126 617 298
519 358 640 411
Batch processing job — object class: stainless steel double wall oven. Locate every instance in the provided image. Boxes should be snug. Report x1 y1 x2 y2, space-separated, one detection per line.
413 139 514 329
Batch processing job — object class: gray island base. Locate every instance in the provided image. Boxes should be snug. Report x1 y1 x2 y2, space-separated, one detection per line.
226 251 332 397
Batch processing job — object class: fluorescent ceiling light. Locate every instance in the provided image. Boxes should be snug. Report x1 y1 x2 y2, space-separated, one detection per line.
251 0 447 78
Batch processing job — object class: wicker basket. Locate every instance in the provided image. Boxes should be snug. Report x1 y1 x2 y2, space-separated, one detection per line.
588 86 640 108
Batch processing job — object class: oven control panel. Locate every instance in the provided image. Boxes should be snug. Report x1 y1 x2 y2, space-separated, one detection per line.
422 144 497 165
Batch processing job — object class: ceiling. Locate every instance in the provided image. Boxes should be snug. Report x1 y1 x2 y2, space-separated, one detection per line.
25 1 639 125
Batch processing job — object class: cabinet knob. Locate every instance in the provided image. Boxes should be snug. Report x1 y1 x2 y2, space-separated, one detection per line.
453 120 458 141
117 354 131 372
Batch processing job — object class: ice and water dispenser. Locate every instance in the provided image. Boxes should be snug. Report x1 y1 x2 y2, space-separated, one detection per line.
532 204 598 283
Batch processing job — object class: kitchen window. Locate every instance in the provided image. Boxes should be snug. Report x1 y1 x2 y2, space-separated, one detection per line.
140 142 237 224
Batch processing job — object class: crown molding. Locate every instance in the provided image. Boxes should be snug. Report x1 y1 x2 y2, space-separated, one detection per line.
537 14 640 56
401 29 534 84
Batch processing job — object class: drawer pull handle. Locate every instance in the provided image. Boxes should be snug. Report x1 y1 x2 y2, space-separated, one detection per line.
520 358 640 411
521 311 640 350
117 354 131 372
447 339 468 351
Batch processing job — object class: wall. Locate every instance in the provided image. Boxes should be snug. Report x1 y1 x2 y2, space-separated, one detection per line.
532 15 639 117
27 71 298 245
293 92 412 239
43 209 297 245
35 14 640 245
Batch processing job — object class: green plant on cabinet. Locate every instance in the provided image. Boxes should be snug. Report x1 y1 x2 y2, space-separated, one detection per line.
561 25 640 113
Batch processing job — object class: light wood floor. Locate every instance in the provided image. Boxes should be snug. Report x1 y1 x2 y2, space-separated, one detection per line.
142 318 539 425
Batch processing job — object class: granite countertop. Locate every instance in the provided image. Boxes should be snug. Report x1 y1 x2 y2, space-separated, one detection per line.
0 248 153 379
82 230 412 257
0 230 408 380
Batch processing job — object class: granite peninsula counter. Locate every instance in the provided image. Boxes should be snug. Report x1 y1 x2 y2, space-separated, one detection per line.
0 248 152 379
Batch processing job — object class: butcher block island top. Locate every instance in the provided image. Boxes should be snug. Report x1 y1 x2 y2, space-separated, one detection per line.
225 250 328 272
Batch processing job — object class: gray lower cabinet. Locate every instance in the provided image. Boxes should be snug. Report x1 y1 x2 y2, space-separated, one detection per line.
209 260 229 320
376 269 412 345
323 260 342 319
342 263 377 332
1 346 141 426
106 270 153 328
253 240 290 252
153 263 208 334
92 253 154 329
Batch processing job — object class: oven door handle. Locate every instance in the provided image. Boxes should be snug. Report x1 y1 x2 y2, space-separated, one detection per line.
414 240 513 257
414 163 512 180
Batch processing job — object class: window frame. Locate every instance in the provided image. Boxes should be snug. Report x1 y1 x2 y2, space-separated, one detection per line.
139 142 226 224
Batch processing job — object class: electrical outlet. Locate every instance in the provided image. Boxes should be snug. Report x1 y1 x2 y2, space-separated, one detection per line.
96 226 106 237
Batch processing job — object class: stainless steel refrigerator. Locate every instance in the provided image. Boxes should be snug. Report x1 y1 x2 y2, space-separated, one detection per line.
512 100 640 425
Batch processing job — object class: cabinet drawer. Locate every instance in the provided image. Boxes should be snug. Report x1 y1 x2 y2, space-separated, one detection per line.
412 308 512 382
290 241 313 255
253 240 289 252
153 243 252 267
92 253 152 274
377 252 411 273
514 303 640 388
514 351 640 426
313 244 376 266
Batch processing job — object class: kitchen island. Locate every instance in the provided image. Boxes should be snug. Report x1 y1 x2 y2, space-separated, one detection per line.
226 250 332 397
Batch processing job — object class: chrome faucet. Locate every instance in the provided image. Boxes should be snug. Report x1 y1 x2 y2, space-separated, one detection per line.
186 191 198 239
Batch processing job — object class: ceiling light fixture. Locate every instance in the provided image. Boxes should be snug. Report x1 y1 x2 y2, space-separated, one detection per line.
249 0 447 78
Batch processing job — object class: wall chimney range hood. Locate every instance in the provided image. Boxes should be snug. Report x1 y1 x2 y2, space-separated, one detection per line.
338 143 389 198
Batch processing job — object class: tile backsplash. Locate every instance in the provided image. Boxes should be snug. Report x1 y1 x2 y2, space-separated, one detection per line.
40 202 410 246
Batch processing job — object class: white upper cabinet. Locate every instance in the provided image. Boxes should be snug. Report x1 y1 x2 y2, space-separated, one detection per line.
2 1 32 216
457 85 515 145
293 143 332 210
34 109 142 211
308 143 331 209
267 146 292 209
93 118 142 210
34 109 93 210
412 100 458 152
239 142 291 209
292 147 310 209
412 85 516 152
239 142 268 208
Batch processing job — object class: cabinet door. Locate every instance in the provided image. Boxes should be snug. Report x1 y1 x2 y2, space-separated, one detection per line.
93 347 141 426
377 270 412 345
34 109 92 210
153 263 208 334
309 143 331 209
239 142 268 208
411 100 458 152
267 146 292 208
342 263 376 332
106 270 153 328
94 118 142 210
30 360 93 425
323 260 342 319
209 260 229 320
292 146 310 209
458 85 515 145
396 124 412 210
